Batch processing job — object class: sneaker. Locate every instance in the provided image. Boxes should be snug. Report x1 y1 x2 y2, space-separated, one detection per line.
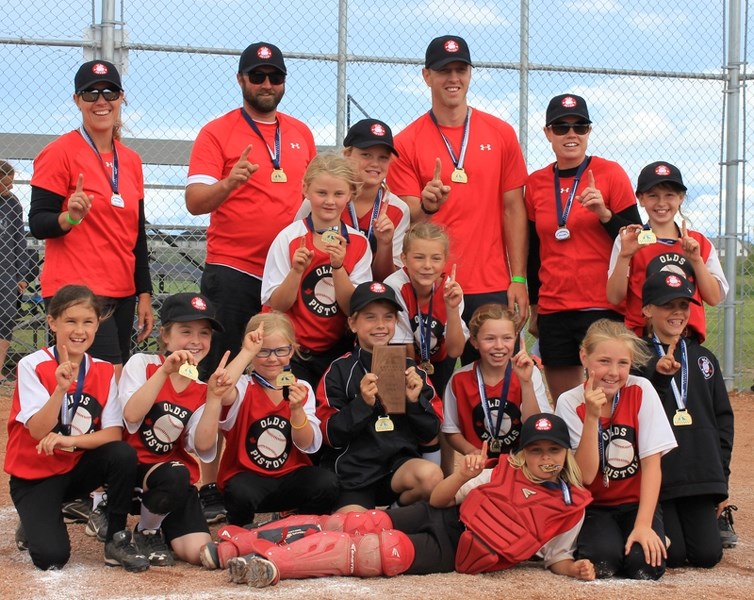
15 521 27 552
61 498 92 524
199 542 220 570
227 554 279 588
133 528 175 567
85 499 108 542
719 504 738 548
104 529 150 572
199 483 227 524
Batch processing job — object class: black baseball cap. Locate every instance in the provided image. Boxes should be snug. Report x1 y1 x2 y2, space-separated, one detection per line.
350 282 403 315
239 42 287 74
160 293 224 331
636 161 687 194
545 94 591 125
642 272 700 307
343 119 399 156
520 413 571 449
74 60 122 92
425 35 472 70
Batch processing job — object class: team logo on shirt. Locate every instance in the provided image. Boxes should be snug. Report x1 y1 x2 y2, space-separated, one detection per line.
60 393 104 435
602 424 639 480
698 356 714 379
246 416 291 471
472 399 521 453
409 313 446 356
140 402 191 455
646 253 696 283
302 266 339 317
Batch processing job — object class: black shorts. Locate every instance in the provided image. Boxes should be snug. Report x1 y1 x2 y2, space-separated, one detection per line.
538 309 622 367
333 455 413 510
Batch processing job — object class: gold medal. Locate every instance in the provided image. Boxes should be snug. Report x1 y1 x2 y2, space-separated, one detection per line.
554 227 571 241
178 362 199 381
271 168 288 183
672 409 693 426
375 416 394 432
276 371 296 387
637 229 657 245
450 168 468 183
420 360 434 375
488 438 502 453
321 229 339 244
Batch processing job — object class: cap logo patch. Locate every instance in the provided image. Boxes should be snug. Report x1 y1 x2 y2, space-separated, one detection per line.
371 123 386 137
444 40 460 53
191 297 207 311
92 63 108 75
561 96 577 108
257 46 272 60
369 282 386 293
665 275 682 288
534 417 552 431
655 165 671 176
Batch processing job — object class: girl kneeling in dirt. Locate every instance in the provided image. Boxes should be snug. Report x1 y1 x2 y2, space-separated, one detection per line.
201 412 596 585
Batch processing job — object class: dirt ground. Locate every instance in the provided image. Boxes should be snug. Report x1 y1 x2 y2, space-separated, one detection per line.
1 382 752 600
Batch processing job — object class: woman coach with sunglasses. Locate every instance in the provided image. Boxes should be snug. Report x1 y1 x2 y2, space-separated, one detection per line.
29 60 153 376
524 94 641 401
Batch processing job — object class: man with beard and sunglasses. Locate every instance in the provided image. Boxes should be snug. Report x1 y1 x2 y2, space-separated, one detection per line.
186 42 316 522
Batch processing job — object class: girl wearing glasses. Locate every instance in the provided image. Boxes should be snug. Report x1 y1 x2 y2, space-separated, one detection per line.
28 60 153 378
118 292 234 566
211 311 339 527
525 94 641 402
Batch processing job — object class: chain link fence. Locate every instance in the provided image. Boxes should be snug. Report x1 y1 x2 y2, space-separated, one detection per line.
1 0 751 387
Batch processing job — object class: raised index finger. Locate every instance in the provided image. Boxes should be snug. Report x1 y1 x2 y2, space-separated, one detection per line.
433 157 442 181
75 173 84 193
587 169 596 188
681 219 688 238
666 338 678 359
59 344 69 364
449 264 457 282
586 370 595 392
239 145 252 162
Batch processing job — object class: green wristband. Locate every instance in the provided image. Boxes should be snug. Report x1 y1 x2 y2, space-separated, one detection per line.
66 213 82 226
510 276 527 284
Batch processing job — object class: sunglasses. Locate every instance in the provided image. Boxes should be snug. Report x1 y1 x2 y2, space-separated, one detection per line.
247 71 286 85
257 345 293 358
548 122 591 136
78 89 121 102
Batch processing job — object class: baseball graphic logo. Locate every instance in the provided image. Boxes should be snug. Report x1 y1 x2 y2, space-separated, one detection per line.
153 414 184 444
302 266 339 317
258 46 272 60
602 425 639 480
371 123 386 137
655 165 671 176
607 438 634 468
472 400 521 452
698 356 714 379
647 253 695 283
246 417 291 471
93 63 108 75
257 428 287 459
69 406 93 436
63 393 102 435
444 40 460 53
191 296 207 310
314 276 336 304
562 96 577 108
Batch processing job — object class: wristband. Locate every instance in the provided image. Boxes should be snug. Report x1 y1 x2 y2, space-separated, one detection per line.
511 276 527 284
66 213 82 226
331 264 343 270
291 417 309 430
420 202 439 215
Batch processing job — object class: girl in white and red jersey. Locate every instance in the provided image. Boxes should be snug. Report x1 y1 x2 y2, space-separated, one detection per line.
443 304 550 461
199 413 595 585
207 311 338 531
118 292 234 566
5 285 148 573
606 161 728 342
555 319 677 580
262 153 372 389
296 119 410 281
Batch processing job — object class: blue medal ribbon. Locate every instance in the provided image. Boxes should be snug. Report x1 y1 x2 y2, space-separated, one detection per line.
52 346 87 435
597 390 621 487
476 361 512 449
239 108 282 170
347 186 384 252
553 157 590 228
428 108 472 171
304 215 350 243
251 371 279 390
411 283 435 364
79 126 119 195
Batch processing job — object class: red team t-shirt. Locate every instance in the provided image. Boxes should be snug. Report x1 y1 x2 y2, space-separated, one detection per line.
187 110 316 277
525 156 636 313
217 375 322 489
555 375 677 506
261 220 372 352
608 231 727 342
388 110 528 295
119 354 215 484
5 348 120 479
31 130 145 298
